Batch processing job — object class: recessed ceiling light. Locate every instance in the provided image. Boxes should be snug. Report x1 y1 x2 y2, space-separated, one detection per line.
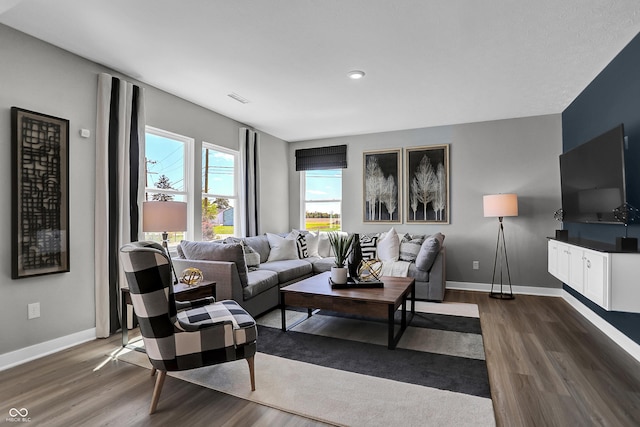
348 70 366 80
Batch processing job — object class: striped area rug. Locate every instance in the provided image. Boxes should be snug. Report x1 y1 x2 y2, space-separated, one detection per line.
116 301 495 426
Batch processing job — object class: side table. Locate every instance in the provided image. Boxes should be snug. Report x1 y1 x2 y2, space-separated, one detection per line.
121 280 216 348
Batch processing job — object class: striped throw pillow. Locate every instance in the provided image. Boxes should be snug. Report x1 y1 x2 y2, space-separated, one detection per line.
294 232 309 258
360 235 379 261
399 233 425 262
288 230 309 259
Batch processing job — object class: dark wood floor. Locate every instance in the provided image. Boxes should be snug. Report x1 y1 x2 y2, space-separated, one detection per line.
1 290 639 426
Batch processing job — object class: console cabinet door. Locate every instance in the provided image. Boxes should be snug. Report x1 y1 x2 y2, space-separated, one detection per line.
568 247 585 293
548 240 558 277
556 242 570 284
583 250 608 308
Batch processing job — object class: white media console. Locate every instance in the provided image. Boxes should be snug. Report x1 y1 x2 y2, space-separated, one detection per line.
548 238 640 313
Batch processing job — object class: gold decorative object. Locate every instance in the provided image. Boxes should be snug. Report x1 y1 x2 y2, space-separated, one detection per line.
180 267 204 286
358 259 382 281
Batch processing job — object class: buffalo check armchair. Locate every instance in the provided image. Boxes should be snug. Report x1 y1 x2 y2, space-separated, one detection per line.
120 241 257 414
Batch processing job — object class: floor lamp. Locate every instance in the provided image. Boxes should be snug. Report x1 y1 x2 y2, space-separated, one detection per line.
483 194 518 300
143 201 188 284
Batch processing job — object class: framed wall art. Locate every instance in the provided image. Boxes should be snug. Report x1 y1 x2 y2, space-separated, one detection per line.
363 149 401 223
11 107 70 279
405 144 450 224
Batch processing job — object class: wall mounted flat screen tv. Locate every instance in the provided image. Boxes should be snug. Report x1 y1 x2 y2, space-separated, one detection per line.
560 124 627 224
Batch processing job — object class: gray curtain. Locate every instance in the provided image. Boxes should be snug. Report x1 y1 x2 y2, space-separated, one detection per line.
95 73 146 338
240 128 259 237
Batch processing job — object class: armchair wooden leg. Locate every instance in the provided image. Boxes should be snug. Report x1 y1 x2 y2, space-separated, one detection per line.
149 370 166 414
246 356 256 391
150 367 156 377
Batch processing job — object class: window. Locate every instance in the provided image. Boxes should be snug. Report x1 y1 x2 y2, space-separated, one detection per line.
144 127 193 245
202 143 239 241
302 169 342 231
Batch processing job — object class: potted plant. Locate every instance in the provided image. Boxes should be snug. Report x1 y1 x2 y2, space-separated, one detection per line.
328 232 355 284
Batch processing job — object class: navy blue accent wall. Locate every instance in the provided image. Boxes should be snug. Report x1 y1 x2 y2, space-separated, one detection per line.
563 32 640 242
562 31 640 345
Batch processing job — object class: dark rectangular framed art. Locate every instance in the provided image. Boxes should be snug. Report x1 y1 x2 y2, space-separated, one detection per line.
11 107 70 279
405 144 450 224
363 149 401 223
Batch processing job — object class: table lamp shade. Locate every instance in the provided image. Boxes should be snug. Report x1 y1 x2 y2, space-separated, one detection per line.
483 194 518 218
143 201 188 232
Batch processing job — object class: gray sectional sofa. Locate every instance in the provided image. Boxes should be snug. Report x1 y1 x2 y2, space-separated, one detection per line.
173 231 445 317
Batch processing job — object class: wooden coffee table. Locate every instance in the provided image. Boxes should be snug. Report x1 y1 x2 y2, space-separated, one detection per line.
280 272 415 349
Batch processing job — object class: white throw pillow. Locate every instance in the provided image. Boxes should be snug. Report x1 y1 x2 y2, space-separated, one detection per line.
317 232 331 257
266 233 299 262
303 231 320 258
377 227 400 262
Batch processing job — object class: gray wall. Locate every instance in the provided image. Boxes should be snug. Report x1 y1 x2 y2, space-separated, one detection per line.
0 24 288 356
289 114 563 288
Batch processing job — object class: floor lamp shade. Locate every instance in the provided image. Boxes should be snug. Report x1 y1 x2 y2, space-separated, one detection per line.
483 193 518 300
143 201 188 233
483 194 518 218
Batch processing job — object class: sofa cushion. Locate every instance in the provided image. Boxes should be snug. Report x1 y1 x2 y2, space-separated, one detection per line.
377 227 400 262
259 259 313 283
399 233 425 262
266 233 299 262
179 240 249 287
243 235 271 263
308 256 335 274
408 262 430 282
243 269 279 300
415 233 445 272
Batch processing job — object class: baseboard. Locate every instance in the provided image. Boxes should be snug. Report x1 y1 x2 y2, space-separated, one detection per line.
446 281 563 297
562 291 640 363
0 328 96 372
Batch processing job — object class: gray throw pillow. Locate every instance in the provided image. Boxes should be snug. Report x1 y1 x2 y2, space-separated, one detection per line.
415 233 445 272
243 235 271 263
179 240 249 287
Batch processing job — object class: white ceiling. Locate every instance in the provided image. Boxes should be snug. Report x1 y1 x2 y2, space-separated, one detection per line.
2 1 640 142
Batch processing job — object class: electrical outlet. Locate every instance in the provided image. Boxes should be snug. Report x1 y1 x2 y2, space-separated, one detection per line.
472 261 480 270
28 302 40 319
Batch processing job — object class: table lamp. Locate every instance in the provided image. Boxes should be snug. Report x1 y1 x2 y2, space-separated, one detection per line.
483 193 518 299
143 201 188 283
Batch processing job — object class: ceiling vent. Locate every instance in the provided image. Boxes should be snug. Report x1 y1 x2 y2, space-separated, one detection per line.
228 92 250 104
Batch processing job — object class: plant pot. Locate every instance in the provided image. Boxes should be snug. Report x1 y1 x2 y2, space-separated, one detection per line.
330 267 348 285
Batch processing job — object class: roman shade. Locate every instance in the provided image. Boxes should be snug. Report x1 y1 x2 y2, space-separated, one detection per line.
295 145 347 171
